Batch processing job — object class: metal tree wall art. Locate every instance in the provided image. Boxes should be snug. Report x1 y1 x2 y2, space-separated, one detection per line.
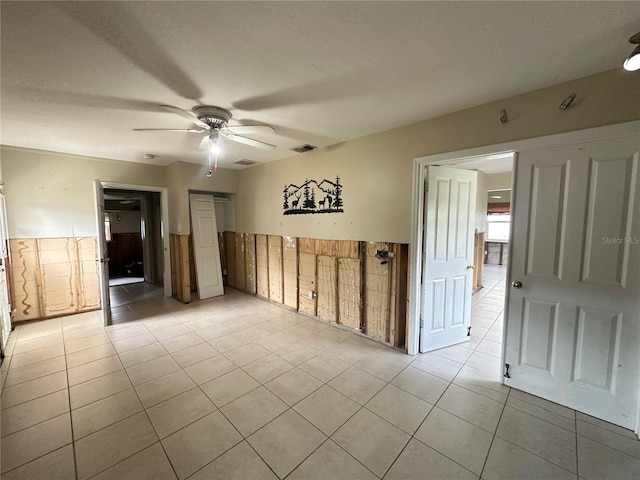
283 176 344 215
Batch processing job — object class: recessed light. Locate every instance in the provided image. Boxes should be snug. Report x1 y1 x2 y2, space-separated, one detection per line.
490 195 502 199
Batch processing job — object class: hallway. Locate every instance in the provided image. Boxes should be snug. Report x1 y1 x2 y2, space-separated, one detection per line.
1 269 638 479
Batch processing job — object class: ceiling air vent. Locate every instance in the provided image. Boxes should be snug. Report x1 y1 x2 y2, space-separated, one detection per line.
234 159 261 166
292 144 317 153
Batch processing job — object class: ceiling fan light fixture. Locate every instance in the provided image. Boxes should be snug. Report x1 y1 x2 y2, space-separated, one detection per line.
623 32 640 71
623 44 640 71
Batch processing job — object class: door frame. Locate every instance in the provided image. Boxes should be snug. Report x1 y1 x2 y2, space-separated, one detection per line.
95 181 172 298
408 120 640 358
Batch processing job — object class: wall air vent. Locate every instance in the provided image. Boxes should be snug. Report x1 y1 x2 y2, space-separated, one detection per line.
234 159 261 166
292 144 317 153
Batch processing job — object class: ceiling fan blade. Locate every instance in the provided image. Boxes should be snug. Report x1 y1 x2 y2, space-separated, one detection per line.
54 2 202 100
227 125 275 135
133 128 206 132
161 105 209 129
220 131 276 150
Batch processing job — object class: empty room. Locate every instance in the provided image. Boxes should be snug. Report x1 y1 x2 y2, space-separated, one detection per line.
1 2 639 480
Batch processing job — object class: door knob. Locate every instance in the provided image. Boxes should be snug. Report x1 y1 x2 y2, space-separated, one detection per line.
466 264 475 270
511 280 523 289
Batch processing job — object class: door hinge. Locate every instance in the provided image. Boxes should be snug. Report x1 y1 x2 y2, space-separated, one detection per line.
504 363 511 379
419 316 424 329
467 326 471 337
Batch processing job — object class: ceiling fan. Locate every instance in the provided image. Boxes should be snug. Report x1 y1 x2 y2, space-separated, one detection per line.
133 105 276 150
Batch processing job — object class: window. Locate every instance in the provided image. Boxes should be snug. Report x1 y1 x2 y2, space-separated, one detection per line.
487 213 510 242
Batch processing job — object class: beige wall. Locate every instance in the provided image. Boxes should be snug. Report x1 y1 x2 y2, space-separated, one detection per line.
1 147 166 238
236 69 640 243
1 148 239 239
167 161 238 235
486 172 513 191
475 171 488 234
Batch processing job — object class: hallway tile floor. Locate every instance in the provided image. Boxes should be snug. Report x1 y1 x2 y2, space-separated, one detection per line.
1 265 638 479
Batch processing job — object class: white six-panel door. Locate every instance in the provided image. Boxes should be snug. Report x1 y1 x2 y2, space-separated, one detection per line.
189 194 224 300
420 166 477 352
505 134 640 431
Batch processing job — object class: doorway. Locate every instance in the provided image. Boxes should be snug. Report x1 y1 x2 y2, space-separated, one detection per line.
103 188 164 311
94 182 172 325
409 121 640 434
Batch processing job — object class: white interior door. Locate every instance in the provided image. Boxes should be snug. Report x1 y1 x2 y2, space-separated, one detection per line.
190 193 224 299
94 180 111 326
505 134 640 432
420 166 477 352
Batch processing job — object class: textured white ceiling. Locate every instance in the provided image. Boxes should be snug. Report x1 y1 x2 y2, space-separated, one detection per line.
1 1 638 168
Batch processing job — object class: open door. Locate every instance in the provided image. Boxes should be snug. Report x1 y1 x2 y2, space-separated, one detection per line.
505 134 640 432
420 166 477 352
94 180 111 325
189 193 224 299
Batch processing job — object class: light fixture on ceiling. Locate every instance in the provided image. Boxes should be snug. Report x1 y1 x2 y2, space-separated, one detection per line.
623 32 640 71
499 109 508 124
206 132 221 177
490 195 502 199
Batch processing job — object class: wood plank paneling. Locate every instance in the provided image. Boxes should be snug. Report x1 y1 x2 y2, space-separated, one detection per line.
245 234 257 295
298 237 315 255
283 237 298 309
338 258 361 330
298 252 317 316
267 235 283 303
364 242 392 342
77 238 100 311
170 233 191 303
10 237 100 322
224 232 236 288
393 244 408 348
188 235 197 292
180 235 191 302
235 233 246 291
316 255 337 322
256 234 269 298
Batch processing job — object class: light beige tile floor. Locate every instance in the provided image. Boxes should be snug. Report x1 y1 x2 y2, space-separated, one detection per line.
1 265 639 479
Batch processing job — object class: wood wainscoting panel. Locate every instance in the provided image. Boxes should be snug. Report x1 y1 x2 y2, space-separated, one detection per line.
267 235 283 303
224 231 236 288
282 237 298 309
245 234 257 295
316 255 337 323
256 235 269 299
10 237 100 322
338 258 361 330
364 242 392 342
298 252 317 316
235 233 247 291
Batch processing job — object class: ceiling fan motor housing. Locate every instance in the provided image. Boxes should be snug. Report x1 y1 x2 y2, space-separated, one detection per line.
192 105 232 128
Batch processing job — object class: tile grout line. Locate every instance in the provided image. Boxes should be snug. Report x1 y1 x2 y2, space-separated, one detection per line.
61 329 80 480
478 381 512 479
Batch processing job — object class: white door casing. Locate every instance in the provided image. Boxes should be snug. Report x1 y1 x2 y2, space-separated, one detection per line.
93 180 111 326
420 166 477 352
189 193 224 299
504 134 640 431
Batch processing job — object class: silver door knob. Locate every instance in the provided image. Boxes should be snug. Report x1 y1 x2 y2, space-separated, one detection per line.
512 280 523 289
